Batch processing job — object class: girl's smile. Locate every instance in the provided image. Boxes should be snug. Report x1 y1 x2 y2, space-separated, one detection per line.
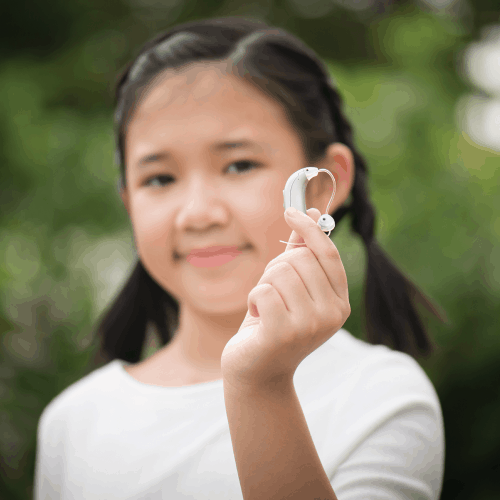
185 244 252 268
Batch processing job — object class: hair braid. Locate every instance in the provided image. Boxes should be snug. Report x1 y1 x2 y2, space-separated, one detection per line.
321 78 446 357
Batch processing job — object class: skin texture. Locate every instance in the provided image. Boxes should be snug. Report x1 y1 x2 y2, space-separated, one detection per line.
119 61 354 386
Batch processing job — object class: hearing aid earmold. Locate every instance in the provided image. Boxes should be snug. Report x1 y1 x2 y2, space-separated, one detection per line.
280 167 336 246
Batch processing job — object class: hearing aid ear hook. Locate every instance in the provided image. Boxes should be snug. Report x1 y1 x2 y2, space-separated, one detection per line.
279 167 337 246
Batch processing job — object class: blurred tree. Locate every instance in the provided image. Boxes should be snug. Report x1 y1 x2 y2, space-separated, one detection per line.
1 1 499 499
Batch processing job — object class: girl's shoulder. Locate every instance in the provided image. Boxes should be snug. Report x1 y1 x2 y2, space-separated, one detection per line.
296 328 442 414
37 360 122 439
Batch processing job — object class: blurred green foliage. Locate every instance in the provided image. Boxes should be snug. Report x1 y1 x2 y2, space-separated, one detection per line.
1 1 499 499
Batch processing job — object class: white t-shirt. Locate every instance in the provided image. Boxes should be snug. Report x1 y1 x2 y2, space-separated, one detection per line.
34 328 445 500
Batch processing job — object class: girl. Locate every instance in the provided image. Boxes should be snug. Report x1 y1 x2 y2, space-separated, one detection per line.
35 16 446 500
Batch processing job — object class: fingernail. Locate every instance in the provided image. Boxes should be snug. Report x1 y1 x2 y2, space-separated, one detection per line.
286 207 299 217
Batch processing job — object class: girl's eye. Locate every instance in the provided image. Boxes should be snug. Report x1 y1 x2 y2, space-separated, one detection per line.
144 161 261 187
226 160 261 175
144 175 174 187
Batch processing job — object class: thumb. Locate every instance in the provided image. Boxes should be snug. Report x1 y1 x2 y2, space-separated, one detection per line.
240 305 261 327
225 309 260 349
284 207 321 252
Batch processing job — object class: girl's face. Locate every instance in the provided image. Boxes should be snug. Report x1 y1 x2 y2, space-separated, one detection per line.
121 63 349 318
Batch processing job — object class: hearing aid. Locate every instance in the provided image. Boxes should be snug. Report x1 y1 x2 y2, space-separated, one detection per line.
280 167 337 246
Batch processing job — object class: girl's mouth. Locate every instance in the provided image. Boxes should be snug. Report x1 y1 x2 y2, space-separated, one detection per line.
184 245 250 268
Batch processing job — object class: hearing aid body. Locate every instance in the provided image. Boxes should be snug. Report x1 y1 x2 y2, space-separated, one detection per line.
280 167 337 246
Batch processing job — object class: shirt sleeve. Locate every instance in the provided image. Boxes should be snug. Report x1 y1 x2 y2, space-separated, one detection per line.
330 398 445 500
33 403 66 500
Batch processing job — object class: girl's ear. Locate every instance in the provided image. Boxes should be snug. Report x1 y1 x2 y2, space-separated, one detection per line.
307 142 355 213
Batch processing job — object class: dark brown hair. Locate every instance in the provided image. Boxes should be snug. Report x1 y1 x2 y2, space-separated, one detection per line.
93 16 448 365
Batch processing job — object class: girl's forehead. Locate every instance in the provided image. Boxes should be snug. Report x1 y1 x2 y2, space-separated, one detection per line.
124 66 305 169
130 66 284 128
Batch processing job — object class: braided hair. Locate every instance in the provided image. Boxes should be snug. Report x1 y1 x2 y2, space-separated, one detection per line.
93 16 447 365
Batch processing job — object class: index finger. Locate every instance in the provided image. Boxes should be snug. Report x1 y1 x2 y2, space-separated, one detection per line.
284 207 348 300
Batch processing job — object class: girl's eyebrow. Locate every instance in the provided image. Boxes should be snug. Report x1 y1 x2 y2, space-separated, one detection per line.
136 139 266 168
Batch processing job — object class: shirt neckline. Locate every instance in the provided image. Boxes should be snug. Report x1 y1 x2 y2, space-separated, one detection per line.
113 359 224 396
111 329 352 397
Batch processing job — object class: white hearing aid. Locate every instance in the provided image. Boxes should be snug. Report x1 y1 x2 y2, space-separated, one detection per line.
279 167 337 246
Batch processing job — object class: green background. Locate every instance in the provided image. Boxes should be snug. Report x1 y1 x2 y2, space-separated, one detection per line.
1 1 500 498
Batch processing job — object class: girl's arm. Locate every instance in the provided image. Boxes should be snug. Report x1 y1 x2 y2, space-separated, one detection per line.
221 208 350 499
223 377 338 500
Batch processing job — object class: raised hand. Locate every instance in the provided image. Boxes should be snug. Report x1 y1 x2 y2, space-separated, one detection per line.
221 207 351 390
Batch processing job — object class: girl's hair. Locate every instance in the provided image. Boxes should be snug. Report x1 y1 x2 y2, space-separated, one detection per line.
93 16 448 366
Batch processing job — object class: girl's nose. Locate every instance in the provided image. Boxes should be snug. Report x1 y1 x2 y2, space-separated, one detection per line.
174 175 228 231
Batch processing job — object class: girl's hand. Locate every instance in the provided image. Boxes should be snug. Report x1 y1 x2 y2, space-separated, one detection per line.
221 207 351 390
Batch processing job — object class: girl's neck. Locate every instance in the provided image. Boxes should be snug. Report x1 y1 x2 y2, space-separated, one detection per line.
124 341 224 388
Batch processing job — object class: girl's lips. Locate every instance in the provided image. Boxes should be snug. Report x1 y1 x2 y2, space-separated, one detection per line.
187 244 251 257
188 245 241 257
185 245 250 268
174 245 250 261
